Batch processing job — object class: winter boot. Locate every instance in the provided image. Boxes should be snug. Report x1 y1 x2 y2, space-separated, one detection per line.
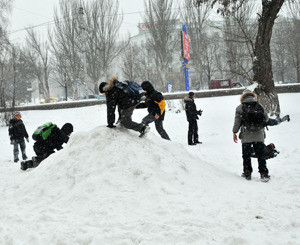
188 142 196 145
194 141 202 144
260 173 270 182
139 125 150 138
281 115 290 122
241 172 251 180
20 161 28 171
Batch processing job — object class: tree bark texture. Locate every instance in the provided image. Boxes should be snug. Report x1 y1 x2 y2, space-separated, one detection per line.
253 0 284 116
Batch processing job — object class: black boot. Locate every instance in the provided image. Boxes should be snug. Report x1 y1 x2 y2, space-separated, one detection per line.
241 172 251 180
194 141 202 144
20 161 28 171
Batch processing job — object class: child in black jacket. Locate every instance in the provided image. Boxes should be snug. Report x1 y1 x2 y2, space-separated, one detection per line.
136 81 170 140
184 92 203 145
8 111 29 162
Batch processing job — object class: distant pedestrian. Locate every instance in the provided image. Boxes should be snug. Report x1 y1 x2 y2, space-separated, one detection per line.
99 76 150 137
136 81 170 140
8 111 29 162
184 92 203 145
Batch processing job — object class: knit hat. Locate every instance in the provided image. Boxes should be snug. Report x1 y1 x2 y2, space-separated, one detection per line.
13 111 21 116
61 123 73 135
99 82 107 93
188 92 194 98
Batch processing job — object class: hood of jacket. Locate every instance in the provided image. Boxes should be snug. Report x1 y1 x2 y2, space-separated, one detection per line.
141 81 154 93
103 76 118 92
240 91 257 103
183 96 193 102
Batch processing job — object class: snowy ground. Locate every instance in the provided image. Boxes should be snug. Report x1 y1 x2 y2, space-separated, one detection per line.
0 93 299 245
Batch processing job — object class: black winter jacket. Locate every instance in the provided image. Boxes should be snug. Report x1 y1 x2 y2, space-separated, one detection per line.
8 119 29 141
34 125 69 153
136 81 166 120
184 96 201 121
101 76 139 126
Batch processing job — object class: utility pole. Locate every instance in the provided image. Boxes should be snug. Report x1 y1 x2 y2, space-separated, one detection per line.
78 6 88 99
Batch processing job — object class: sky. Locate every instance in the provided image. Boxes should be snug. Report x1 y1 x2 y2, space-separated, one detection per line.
0 93 299 244
8 0 146 44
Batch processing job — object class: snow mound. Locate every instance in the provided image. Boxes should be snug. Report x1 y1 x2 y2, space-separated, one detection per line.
17 125 224 201
8 126 230 244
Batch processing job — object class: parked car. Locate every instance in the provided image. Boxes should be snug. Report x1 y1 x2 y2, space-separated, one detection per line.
232 82 244 88
209 79 233 89
40 97 58 104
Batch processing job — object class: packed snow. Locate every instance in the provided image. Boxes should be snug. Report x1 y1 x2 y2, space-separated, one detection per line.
0 93 299 244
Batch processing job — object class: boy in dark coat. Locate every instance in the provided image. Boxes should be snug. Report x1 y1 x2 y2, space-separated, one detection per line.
232 91 269 181
8 111 29 162
136 81 170 140
20 123 73 170
99 76 149 137
184 92 202 145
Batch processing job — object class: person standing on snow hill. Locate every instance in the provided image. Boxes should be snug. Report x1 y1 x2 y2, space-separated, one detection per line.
20 123 73 171
135 81 170 140
99 76 150 137
184 92 203 145
232 90 270 181
8 111 29 162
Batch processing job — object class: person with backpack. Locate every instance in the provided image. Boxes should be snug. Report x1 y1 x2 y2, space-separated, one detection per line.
8 111 29 162
135 81 170 140
183 92 203 145
99 76 150 138
232 90 270 181
20 122 73 171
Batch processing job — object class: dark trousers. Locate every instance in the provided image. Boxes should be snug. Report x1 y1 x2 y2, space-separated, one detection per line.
12 138 27 161
187 119 198 144
242 142 268 175
120 107 144 132
23 142 56 169
142 114 170 140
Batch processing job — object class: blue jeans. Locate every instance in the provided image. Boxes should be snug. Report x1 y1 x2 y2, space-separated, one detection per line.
12 138 27 162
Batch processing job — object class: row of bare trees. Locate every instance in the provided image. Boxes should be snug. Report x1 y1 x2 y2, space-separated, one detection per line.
1 0 299 118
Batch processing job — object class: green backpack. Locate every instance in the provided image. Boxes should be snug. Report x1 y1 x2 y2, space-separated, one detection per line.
32 122 56 141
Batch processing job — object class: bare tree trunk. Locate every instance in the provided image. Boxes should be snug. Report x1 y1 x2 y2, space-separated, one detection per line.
253 0 284 116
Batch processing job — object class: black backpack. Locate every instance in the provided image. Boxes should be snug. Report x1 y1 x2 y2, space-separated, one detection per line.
242 102 266 130
115 81 145 101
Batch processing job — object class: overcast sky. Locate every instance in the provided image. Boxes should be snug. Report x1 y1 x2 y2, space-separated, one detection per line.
8 0 147 44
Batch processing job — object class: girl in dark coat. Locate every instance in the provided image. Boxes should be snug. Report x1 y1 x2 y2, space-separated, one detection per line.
184 92 202 145
136 81 170 140
8 111 29 162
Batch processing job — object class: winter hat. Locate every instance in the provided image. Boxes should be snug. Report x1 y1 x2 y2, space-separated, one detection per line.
13 111 21 116
61 123 73 135
188 92 195 98
141 81 154 92
99 82 107 93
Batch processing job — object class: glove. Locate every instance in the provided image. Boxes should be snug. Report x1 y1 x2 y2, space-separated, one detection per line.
26 138 29 143
10 140 15 145
198 110 203 116
107 124 116 128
